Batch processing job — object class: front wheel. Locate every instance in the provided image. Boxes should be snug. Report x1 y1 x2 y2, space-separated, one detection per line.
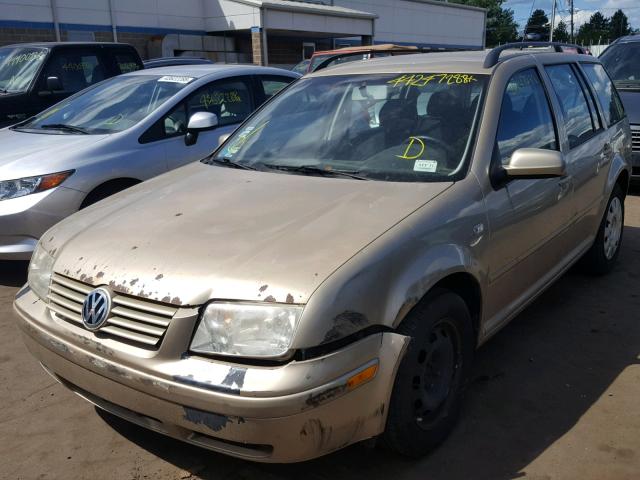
581 185 625 275
382 289 474 457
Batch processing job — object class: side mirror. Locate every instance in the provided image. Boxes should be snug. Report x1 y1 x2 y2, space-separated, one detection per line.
46 76 63 91
503 148 566 178
185 112 218 146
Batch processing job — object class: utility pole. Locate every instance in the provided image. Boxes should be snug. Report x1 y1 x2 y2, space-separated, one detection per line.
570 0 574 43
550 0 556 42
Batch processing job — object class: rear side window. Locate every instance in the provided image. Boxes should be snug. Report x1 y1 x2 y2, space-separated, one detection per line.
43 50 103 92
259 76 293 100
187 78 253 127
545 64 597 149
496 68 558 165
581 63 625 127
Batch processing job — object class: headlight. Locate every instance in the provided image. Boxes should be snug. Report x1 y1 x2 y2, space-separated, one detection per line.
190 302 303 358
28 242 55 300
0 170 74 201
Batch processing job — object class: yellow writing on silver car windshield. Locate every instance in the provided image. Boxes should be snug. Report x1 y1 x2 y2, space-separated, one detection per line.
388 73 477 88
201 91 242 109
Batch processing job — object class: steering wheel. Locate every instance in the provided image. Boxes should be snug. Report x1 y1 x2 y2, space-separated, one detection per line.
405 135 454 160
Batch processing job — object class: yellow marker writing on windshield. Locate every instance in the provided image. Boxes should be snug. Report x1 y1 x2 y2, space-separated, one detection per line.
397 137 426 160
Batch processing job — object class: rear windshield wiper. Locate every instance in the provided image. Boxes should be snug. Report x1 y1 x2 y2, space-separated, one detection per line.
262 164 369 180
208 156 258 170
40 123 90 134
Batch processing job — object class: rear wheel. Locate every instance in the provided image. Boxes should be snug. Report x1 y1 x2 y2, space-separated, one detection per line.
383 289 474 457
581 185 625 275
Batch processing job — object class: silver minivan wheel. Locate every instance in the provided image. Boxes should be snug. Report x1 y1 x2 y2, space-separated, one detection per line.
604 196 623 260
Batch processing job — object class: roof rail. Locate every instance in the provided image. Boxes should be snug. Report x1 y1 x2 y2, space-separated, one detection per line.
483 42 588 69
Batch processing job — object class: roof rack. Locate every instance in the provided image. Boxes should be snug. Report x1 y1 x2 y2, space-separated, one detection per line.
483 42 588 69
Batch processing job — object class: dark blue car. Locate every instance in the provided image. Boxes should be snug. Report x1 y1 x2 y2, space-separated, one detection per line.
600 35 640 178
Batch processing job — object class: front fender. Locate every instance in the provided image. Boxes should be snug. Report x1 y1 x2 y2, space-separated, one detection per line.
292 180 488 349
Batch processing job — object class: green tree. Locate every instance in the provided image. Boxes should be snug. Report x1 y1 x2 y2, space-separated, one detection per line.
553 19 570 42
450 0 518 46
609 9 631 40
525 8 550 39
577 11 610 45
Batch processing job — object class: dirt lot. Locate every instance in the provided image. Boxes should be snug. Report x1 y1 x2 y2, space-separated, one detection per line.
1 194 640 480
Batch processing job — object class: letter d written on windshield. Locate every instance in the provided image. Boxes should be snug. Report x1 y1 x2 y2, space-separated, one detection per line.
396 136 425 160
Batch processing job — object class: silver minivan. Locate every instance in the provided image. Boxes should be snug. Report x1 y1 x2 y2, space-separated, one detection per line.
15 43 631 463
0 65 299 259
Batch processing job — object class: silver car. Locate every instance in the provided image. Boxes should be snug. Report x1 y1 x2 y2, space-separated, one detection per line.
0 65 299 259
15 44 631 463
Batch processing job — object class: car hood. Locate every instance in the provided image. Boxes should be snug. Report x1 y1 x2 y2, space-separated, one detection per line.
0 129 110 179
618 89 640 125
44 162 452 306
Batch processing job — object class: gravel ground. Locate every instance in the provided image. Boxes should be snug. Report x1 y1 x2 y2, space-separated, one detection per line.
1 194 639 480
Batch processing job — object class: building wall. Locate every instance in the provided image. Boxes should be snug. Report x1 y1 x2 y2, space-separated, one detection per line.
264 9 372 36
334 0 485 48
0 0 485 59
205 0 260 32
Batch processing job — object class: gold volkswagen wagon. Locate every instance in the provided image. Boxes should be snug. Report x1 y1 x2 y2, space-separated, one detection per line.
15 43 631 463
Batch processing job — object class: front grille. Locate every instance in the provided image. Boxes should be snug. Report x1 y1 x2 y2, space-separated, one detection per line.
632 128 640 153
47 273 177 348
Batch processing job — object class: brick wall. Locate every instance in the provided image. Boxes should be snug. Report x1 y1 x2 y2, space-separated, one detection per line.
0 27 56 47
267 37 332 66
251 30 263 65
112 32 156 59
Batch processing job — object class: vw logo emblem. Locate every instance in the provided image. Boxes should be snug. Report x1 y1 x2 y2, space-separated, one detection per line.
82 288 111 331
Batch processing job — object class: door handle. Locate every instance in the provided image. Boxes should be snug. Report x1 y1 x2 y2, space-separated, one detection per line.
599 143 613 167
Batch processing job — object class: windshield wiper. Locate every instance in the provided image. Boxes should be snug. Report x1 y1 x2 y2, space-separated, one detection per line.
209 157 258 170
262 164 368 180
40 123 90 134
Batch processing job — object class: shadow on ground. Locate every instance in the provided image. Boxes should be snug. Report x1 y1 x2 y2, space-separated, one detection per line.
97 225 640 480
0 261 28 288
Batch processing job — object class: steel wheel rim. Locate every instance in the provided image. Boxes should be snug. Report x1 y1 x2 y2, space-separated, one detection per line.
412 319 461 430
604 197 623 260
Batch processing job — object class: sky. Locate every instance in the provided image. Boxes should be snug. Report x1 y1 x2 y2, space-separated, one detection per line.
503 0 640 37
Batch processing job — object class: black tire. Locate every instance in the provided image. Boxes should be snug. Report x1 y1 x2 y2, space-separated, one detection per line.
581 185 625 275
382 289 474 458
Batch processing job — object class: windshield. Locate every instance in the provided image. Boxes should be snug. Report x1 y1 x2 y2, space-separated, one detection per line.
18 74 194 134
292 60 310 75
213 73 486 182
0 46 48 93
600 43 640 87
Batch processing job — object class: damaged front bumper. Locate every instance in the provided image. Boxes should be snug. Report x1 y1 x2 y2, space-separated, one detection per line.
14 287 409 463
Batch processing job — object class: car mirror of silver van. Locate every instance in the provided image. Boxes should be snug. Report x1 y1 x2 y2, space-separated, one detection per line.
503 148 566 178
185 112 219 146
